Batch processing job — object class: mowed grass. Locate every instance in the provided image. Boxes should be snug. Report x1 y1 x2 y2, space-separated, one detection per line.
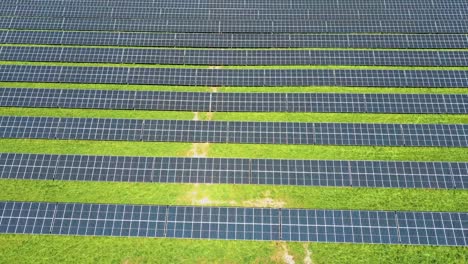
1 51 468 263
1 234 466 264
1 179 467 212
2 136 468 163
1 107 468 123
2 139 468 162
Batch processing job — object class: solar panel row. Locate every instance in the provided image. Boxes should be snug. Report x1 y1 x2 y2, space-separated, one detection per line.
1 116 467 147
1 17 467 33
2 46 467 66
3 31 466 49
2 88 467 114
2 7 467 20
1 153 466 189
1 65 467 88
3 0 467 9
0 201 466 245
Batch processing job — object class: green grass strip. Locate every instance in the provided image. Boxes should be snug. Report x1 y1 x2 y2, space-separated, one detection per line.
1 108 467 124
207 112 468 124
2 60 468 70
1 179 467 212
0 108 194 120
0 234 465 264
2 82 468 94
2 139 468 162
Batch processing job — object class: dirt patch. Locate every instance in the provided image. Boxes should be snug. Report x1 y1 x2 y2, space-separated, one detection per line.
192 112 200 121
303 244 313 264
121 258 144 264
208 66 224 69
205 112 214 121
186 143 210 157
243 198 285 208
210 86 220 92
271 242 295 264
242 190 286 208
184 184 237 206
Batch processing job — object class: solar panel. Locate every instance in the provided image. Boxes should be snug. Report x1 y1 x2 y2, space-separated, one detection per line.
1 66 467 88
2 31 466 49
1 88 467 114
166 206 280 240
1 17 467 33
1 46 467 66
1 153 465 189
1 201 466 245
1 116 467 147
1 6 467 20
3 0 467 9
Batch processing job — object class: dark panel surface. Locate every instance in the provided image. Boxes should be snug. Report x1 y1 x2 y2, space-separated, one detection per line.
1 66 467 88
2 31 467 49
0 116 467 147
2 153 465 188
1 201 466 246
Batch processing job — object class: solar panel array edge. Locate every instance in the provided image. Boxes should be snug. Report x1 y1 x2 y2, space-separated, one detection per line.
1 66 468 87
0 116 467 147
1 46 468 66
1 201 466 246
1 152 466 189
1 88 468 114
2 31 468 49
2 17 468 33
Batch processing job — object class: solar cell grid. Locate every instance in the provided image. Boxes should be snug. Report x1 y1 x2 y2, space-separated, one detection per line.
166 206 280 240
1 116 467 147
2 6 467 20
396 211 466 245
1 201 466 246
4 0 468 9
1 66 468 88
2 46 468 66
2 17 467 33
50 203 167 237
0 153 467 189
2 31 467 49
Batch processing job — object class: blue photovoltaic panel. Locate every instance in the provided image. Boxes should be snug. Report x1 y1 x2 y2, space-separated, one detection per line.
1 88 467 114
396 211 467 246
0 17 467 33
282 209 400 244
1 46 468 66
3 0 468 9
1 6 467 20
0 66 467 88
0 116 467 147
1 153 466 189
1 31 467 49
50 203 167 237
166 206 280 240
1 201 466 246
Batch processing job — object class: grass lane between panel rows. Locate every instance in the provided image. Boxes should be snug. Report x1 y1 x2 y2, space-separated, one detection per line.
1 234 466 264
1 107 468 124
1 179 467 212
2 139 468 162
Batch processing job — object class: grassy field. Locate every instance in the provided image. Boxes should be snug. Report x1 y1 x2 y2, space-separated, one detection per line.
1 179 467 212
1 46 467 263
1 234 466 264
